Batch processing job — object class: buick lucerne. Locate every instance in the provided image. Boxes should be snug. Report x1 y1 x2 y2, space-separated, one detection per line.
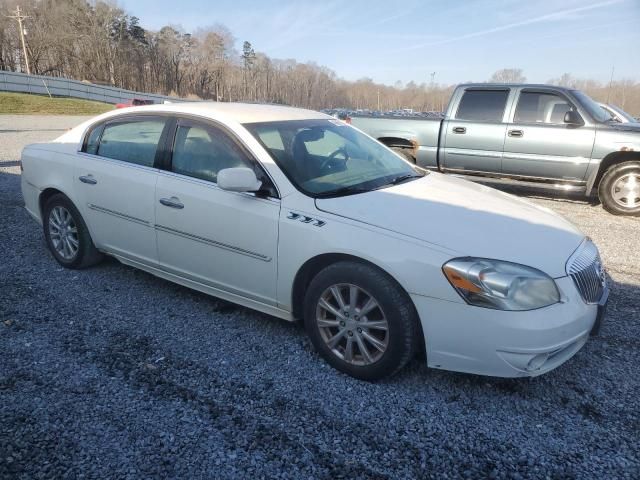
20 103 608 380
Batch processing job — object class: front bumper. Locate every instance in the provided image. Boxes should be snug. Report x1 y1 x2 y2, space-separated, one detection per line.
412 276 605 377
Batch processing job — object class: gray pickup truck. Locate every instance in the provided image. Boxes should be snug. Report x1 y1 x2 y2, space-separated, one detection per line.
351 83 640 216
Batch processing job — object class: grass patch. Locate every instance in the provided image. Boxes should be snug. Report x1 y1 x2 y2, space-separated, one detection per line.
0 92 114 115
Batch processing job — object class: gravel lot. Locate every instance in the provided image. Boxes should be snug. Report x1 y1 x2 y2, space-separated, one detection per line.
1 115 639 479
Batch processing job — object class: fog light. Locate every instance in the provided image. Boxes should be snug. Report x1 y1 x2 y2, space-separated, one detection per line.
526 353 549 371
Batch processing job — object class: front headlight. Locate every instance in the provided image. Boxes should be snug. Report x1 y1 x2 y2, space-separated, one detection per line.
442 258 560 311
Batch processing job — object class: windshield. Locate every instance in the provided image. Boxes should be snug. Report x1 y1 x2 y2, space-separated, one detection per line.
571 90 610 123
244 119 423 197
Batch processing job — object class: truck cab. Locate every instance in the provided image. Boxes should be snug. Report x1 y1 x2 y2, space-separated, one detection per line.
442 84 597 183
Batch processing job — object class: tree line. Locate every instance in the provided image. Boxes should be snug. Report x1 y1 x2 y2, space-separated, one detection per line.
1 1 639 115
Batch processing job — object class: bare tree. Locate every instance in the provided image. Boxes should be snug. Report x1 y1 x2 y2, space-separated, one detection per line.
489 68 527 83
1 2 639 116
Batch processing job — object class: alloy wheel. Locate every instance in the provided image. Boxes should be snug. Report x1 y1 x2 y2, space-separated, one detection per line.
48 206 79 260
315 283 389 366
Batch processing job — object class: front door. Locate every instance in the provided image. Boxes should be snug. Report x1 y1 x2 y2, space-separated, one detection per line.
502 89 596 181
441 88 511 174
155 118 280 305
75 116 168 265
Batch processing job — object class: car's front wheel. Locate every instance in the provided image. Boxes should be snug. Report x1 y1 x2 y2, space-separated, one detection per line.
43 193 103 269
598 161 640 216
304 261 420 381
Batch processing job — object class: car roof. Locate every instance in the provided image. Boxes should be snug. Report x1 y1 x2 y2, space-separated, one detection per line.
457 83 574 93
104 101 331 124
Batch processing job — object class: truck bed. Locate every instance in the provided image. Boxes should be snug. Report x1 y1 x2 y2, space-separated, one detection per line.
350 116 442 169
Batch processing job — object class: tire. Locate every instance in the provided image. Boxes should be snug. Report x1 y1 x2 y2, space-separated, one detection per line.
303 261 420 381
392 147 416 164
598 161 640 216
42 193 103 269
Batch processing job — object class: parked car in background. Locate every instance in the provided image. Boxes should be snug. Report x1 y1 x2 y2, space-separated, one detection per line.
598 102 639 124
115 98 155 109
351 84 640 216
21 102 607 380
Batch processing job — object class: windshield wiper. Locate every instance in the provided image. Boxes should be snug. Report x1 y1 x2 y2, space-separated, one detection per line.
316 185 372 198
387 173 422 186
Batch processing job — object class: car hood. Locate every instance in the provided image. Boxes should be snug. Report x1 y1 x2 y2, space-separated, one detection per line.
315 173 584 278
603 122 640 133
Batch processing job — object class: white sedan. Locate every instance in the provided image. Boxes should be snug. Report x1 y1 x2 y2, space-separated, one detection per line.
20 103 608 380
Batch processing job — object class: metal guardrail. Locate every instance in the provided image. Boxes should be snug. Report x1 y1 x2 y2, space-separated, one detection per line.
0 70 185 105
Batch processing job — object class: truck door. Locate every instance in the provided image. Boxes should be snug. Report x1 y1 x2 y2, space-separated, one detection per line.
502 89 595 181
441 88 510 174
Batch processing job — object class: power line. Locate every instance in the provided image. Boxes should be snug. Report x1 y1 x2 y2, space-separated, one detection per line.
6 5 31 75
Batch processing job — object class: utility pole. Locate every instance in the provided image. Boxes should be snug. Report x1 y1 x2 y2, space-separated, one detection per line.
7 6 31 75
377 89 380 111
606 66 615 103
429 72 436 111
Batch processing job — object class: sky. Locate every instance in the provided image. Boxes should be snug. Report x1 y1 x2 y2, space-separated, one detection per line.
118 0 640 86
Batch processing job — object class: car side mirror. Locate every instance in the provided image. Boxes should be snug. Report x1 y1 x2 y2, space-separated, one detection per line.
217 167 262 193
564 110 584 126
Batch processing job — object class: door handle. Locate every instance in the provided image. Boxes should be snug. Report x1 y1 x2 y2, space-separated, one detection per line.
159 197 184 209
452 126 466 134
508 129 524 137
79 175 97 185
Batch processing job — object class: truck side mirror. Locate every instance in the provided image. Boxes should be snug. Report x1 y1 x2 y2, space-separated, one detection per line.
564 110 584 126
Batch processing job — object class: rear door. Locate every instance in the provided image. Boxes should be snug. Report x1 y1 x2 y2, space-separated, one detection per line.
502 89 596 181
441 88 511 174
75 115 168 265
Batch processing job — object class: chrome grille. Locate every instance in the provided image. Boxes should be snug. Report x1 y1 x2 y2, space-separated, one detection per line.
566 240 606 304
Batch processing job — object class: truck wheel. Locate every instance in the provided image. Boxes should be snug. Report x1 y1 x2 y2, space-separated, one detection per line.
392 147 416 164
598 161 640 216
303 261 420 381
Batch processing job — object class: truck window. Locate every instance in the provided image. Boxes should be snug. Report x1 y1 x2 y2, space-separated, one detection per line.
455 90 509 122
514 92 571 124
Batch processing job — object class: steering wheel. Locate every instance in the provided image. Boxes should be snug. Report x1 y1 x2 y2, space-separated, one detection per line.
319 147 350 172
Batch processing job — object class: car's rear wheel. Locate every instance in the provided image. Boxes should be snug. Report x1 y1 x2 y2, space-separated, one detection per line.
43 194 103 268
598 161 640 216
303 261 419 381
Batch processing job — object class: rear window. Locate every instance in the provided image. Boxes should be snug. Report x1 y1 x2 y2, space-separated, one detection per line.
96 119 165 167
456 90 509 122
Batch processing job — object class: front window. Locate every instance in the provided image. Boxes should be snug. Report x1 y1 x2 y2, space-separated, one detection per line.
244 119 423 197
571 90 611 123
171 123 253 183
514 91 572 124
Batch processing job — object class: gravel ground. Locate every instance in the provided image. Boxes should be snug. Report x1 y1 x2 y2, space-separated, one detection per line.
1 115 639 479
